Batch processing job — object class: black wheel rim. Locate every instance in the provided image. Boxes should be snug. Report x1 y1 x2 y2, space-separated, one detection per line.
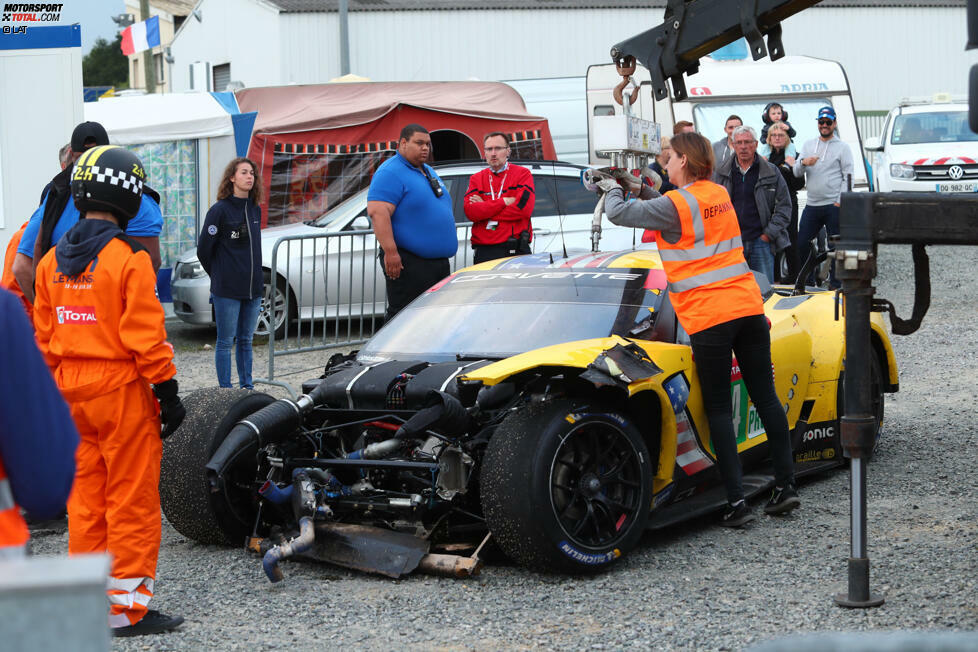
549 419 644 549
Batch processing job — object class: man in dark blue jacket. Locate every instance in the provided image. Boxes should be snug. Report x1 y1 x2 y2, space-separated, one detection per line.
0 287 78 558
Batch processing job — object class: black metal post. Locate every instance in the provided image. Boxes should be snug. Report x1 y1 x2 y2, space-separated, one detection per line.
833 197 885 609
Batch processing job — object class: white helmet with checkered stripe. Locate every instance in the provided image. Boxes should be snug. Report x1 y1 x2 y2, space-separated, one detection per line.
71 145 146 229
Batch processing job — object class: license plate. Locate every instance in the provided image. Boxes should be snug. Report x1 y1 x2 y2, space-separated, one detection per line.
936 181 978 193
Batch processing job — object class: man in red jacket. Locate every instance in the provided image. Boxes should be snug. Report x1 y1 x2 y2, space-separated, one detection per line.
463 132 535 264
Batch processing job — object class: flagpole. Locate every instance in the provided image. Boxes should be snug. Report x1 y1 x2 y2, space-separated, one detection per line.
140 0 156 93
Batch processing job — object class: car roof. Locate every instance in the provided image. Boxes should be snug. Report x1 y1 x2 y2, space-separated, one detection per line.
458 248 666 273
432 159 586 172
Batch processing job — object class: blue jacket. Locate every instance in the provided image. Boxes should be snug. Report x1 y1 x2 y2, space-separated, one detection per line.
197 196 263 300
0 288 78 519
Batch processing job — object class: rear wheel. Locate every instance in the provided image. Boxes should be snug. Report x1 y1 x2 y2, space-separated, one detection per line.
481 400 652 573
160 388 276 545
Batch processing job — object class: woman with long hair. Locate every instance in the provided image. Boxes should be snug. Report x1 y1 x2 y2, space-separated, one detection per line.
197 157 264 389
598 132 799 526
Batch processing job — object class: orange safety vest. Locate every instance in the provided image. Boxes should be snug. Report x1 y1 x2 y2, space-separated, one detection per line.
655 180 764 335
0 456 29 558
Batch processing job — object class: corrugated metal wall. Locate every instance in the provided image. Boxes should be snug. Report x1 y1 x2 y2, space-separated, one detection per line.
277 6 974 112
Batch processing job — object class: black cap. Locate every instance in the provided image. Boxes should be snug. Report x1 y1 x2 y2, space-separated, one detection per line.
70 121 110 153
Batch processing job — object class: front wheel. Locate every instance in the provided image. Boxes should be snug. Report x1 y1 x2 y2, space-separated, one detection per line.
480 400 652 573
255 270 296 339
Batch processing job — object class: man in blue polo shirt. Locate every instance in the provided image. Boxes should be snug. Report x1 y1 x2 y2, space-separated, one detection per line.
367 124 458 318
12 121 164 304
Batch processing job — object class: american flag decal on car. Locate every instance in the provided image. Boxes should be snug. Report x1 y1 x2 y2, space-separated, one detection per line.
664 373 714 476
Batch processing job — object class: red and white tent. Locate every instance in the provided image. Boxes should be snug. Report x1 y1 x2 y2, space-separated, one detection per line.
235 81 556 226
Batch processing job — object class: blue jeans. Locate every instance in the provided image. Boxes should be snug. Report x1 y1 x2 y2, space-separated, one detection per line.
798 203 840 288
742 237 775 283
689 314 796 504
213 295 261 389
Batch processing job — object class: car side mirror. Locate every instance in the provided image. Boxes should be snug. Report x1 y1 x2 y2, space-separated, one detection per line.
863 136 882 152
351 215 371 231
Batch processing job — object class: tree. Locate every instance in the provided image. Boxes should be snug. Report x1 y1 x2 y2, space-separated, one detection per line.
82 34 129 88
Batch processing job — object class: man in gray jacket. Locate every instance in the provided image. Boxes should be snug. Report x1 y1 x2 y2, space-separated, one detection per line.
793 106 854 289
711 115 742 170
714 125 791 283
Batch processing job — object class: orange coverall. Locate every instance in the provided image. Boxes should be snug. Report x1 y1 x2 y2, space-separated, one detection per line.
1 222 32 319
34 235 176 629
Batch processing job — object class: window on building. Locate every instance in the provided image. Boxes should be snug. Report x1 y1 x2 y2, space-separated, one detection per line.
155 53 164 84
212 63 230 92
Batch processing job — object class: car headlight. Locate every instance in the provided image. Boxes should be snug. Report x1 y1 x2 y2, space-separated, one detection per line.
176 260 207 279
889 163 916 180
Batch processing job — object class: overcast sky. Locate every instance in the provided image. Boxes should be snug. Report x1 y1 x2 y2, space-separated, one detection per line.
61 0 126 54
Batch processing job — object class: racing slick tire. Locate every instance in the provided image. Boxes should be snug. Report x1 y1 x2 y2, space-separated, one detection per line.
838 352 885 461
256 270 296 340
480 399 652 573
161 388 276 546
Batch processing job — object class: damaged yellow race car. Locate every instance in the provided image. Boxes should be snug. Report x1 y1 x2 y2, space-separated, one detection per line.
161 249 898 580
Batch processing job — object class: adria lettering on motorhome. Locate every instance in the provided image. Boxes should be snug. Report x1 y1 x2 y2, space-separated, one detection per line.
780 82 829 93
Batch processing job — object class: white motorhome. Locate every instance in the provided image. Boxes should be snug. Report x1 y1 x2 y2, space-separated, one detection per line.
586 55 869 190
504 77 588 165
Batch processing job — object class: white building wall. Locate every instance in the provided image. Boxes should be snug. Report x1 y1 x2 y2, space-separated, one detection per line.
170 0 282 92
780 6 977 110
184 4 974 112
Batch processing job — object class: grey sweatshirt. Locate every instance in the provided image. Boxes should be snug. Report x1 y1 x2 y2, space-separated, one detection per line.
792 133 854 206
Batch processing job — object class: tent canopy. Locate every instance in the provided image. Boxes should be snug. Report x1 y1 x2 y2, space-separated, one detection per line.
236 81 546 135
84 92 254 149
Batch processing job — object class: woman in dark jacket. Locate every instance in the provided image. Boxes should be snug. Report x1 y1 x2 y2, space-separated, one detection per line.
763 122 805 282
197 157 264 389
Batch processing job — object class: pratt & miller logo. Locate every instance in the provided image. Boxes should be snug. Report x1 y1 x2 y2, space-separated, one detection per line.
56 305 97 325
2 3 63 22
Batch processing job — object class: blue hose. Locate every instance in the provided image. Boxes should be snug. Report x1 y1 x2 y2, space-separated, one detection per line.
262 516 315 583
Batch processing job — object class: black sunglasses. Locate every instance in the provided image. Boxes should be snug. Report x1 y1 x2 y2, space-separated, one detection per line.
818 119 834 125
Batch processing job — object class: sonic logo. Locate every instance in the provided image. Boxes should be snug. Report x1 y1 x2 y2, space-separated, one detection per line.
802 426 834 442
56 305 97 324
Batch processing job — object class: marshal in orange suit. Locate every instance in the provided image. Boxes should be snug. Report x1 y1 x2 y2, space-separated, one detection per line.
33 145 186 638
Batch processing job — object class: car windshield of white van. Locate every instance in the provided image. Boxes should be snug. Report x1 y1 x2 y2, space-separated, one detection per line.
692 98 831 147
891 111 978 145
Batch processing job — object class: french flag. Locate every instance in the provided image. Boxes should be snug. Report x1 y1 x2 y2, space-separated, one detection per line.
120 15 161 56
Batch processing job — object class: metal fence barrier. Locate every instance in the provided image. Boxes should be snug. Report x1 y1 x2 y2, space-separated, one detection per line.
256 225 473 392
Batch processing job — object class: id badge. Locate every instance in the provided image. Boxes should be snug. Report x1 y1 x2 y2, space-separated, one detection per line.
487 220 499 231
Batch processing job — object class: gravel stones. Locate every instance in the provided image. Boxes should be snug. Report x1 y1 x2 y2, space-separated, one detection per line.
28 244 978 649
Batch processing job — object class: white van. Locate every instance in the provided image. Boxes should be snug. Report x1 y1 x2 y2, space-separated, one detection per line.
586 54 869 192
504 77 588 165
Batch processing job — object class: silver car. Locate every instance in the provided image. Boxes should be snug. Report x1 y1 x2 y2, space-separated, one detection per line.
170 161 649 337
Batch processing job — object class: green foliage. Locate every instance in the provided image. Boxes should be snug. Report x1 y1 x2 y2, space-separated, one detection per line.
83 34 129 88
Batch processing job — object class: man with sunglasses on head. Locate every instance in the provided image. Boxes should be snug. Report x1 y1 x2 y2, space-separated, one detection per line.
367 124 457 319
463 132 535 264
793 106 853 289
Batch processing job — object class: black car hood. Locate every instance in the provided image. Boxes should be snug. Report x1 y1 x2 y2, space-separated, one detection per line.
304 359 495 411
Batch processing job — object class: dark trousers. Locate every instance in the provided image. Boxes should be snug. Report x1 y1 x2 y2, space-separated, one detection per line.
689 314 796 504
780 196 800 283
379 247 450 320
798 203 840 288
472 239 529 264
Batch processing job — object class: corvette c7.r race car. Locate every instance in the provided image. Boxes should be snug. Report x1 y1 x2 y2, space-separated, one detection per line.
160 249 898 581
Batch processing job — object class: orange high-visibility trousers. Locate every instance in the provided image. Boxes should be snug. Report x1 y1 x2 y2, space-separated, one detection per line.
65 376 162 628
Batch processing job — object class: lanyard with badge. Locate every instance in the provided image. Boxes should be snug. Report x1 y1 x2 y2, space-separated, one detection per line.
487 169 507 231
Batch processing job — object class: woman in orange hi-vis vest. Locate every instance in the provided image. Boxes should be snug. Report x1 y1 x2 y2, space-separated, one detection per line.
599 132 799 528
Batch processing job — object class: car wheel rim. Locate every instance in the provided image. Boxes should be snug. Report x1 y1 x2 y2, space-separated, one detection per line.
256 283 286 336
549 420 643 549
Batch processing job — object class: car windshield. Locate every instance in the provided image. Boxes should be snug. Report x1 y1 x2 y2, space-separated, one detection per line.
358 268 669 364
309 189 370 229
890 111 978 145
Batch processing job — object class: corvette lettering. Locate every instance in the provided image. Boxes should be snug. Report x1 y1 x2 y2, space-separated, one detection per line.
56 305 97 324
453 272 642 282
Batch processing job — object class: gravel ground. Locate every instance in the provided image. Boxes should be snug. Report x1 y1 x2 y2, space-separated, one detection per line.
29 245 978 650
